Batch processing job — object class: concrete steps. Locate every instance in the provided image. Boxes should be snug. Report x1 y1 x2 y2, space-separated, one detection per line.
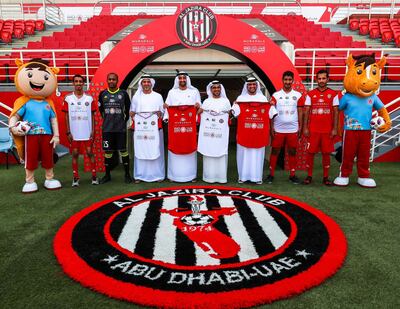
371 111 400 159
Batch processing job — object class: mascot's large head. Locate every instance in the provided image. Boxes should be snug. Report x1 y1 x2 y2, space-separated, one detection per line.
343 53 386 97
14 58 59 100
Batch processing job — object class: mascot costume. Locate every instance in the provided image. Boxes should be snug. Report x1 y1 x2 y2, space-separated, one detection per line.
334 54 391 188
8 58 62 193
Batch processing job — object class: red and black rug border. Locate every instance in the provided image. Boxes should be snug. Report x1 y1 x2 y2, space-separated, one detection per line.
54 186 347 308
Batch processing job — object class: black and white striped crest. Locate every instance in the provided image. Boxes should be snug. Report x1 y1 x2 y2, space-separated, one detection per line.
55 186 347 307
115 194 291 266
176 5 217 49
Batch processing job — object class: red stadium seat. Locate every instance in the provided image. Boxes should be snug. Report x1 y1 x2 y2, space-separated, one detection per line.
370 27 380 39
27 41 43 49
1 30 12 43
14 29 24 39
326 59 346 81
395 36 400 47
62 41 76 49
35 20 45 31
359 24 369 35
25 25 35 35
349 19 359 31
381 31 393 43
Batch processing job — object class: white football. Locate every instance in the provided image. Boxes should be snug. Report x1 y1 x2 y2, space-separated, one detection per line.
181 214 214 226
14 121 31 135
370 116 385 130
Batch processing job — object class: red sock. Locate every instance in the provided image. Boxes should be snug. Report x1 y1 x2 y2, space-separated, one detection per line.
72 159 79 179
306 153 315 177
288 154 296 177
91 160 97 178
322 153 330 178
269 153 278 176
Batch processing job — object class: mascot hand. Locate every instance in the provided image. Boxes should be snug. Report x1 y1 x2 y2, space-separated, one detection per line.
377 108 392 133
9 115 24 136
377 123 391 133
50 135 60 148
10 126 25 136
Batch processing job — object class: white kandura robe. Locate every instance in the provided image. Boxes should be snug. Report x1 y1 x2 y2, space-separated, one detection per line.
165 87 201 182
233 93 276 183
130 91 165 182
199 97 231 183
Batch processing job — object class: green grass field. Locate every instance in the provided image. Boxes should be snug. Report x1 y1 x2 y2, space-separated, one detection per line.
0 152 399 309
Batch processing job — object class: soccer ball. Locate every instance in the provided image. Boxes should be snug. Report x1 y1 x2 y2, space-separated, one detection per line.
370 116 385 130
181 214 214 226
14 121 31 135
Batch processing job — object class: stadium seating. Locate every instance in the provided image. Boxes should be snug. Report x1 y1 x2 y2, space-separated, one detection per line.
0 14 379 83
25 15 141 51
348 17 400 46
0 16 155 82
263 15 361 49
0 19 44 44
262 15 365 80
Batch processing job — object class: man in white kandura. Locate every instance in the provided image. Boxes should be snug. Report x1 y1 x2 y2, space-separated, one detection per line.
164 71 201 182
232 77 277 184
130 74 165 182
198 80 231 183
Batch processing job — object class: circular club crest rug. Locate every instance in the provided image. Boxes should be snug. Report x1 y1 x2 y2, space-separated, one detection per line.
54 186 347 308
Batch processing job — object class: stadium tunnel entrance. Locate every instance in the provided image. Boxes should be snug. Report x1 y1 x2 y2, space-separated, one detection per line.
91 15 301 101
125 46 272 103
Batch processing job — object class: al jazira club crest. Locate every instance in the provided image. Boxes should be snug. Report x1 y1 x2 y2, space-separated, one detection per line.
54 186 347 308
176 5 217 49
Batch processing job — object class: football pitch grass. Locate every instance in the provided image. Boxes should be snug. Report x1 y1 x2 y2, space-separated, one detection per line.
0 152 399 309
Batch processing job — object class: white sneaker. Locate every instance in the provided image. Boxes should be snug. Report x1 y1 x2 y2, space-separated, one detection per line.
333 176 349 186
72 178 80 187
22 182 38 193
91 177 99 185
44 179 62 190
357 177 377 188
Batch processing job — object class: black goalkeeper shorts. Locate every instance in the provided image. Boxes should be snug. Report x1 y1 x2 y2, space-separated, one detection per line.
102 132 127 152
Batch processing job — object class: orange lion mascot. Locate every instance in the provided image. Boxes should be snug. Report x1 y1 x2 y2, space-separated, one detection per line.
334 54 391 188
8 58 62 193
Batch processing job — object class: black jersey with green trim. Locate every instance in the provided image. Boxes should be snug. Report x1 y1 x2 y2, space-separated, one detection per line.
98 89 130 133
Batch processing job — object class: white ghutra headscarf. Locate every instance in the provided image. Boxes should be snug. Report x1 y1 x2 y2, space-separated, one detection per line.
206 80 227 99
237 76 268 103
172 71 198 91
203 80 231 113
133 74 155 100
131 74 163 113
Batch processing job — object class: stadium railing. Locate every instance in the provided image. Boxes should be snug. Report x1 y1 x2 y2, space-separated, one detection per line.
292 47 400 88
92 0 301 16
0 49 102 89
370 96 400 161
0 0 63 25
0 101 12 127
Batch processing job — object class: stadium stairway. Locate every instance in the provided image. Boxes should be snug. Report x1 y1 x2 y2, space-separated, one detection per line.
371 109 400 160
